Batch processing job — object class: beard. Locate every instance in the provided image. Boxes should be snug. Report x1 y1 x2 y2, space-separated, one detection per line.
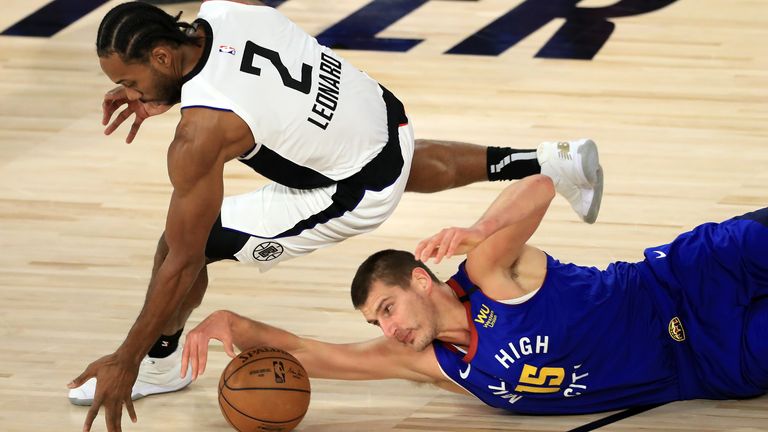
412 334 432 352
148 66 182 105
411 323 439 352
410 295 440 352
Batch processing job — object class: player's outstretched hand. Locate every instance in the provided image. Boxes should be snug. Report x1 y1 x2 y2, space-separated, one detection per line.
68 352 140 432
415 226 487 264
101 86 173 143
182 310 237 381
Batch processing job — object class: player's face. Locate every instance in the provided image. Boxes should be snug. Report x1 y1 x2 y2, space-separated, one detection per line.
360 279 439 352
99 53 182 105
147 63 182 105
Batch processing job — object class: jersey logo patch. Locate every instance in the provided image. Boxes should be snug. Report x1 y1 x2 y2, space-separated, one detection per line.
474 304 497 328
218 45 237 55
273 360 286 383
668 316 686 342
459 364 471 380
253 241 284 261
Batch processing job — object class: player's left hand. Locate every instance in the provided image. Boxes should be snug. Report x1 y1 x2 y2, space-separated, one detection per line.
102 86 173 144
68 351 140 432
415 226 486 264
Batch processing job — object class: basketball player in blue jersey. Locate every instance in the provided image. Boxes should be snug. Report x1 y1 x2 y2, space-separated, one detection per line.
182 174 767 421
68 1 604 430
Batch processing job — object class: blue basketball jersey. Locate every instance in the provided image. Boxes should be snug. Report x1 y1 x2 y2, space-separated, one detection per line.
433 257 679 414
433 209 768 414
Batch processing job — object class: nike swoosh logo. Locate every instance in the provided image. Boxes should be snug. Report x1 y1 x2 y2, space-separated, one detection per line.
654 250 667 259
459 364 471 380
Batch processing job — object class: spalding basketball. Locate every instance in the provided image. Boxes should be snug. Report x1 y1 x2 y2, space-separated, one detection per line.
218 346 311 432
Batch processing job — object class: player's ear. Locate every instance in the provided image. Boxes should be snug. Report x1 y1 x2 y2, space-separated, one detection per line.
150 45 173 69
411 267 433 294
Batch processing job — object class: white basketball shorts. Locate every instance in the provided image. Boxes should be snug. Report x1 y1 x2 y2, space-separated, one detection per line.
211 122 414 271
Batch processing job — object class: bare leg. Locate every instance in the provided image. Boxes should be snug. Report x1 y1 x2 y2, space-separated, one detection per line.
406 139 489 192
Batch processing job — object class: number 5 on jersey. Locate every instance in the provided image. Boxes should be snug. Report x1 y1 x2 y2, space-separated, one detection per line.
514 364 565 394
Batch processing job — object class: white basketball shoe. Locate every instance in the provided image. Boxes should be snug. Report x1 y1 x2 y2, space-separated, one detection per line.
537 139 603 224
68 345 193 406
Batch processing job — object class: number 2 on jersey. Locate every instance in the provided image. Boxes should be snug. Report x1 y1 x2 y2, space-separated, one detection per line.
239 41 313 94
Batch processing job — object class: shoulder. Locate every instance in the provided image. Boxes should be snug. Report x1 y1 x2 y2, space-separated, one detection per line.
206 0 265 5
167 109 227 189
200 0 267 15
201 0 265 7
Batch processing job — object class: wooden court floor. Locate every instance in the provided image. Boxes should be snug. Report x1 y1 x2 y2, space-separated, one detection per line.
1 0 767 431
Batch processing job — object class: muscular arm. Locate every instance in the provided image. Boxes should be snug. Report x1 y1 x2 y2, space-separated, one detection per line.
185 310 446 384
117 109 225 365
465 175 555 291
417 175 555 263
234 312 440 381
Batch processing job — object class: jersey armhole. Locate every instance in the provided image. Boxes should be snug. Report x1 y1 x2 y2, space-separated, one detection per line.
497 288 541 305
433 343 474 396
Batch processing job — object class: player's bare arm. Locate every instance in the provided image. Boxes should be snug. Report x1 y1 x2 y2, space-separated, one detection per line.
183 310 451 386
415 175 554 299
69 108 240 432
116 106 254 360
415 175 554 263
121 108 227 358
415 174 554 262
464 175 553 297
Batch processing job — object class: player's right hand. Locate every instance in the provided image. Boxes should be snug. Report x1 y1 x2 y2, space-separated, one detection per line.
68 351 140 432
101 86 173 144
182 310 238 380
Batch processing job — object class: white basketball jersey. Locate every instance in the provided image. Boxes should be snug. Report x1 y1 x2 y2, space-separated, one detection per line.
181 1 391 187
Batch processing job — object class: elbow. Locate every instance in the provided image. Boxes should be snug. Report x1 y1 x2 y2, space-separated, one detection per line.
165 248 206 273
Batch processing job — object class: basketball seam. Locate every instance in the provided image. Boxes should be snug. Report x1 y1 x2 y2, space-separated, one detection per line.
218 392 238 430
222 385 311 393
219 389 308 424
224 355 305 383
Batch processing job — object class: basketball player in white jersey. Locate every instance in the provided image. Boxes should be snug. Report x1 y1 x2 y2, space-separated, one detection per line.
67 2 603 431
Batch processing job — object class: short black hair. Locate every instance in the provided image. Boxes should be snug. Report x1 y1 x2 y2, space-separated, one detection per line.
96 1 200 62
351 250 440 309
